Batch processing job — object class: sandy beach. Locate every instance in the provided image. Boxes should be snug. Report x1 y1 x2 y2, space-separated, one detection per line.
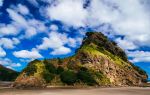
0 87 150 95
0 82 150 95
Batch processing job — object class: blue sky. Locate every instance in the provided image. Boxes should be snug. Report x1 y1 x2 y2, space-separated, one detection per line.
0 0 150 79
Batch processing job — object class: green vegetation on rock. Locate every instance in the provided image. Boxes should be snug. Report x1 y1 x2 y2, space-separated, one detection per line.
42 70 55 83
13 32 148 88
60 70 77 85
57 66 64 74
23 64 37 76
77 68 97 86
44 60 57 74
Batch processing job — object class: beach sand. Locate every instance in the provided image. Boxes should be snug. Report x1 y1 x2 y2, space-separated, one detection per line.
0 87 150 95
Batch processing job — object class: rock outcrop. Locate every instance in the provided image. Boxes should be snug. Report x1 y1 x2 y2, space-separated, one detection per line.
13 32 148 88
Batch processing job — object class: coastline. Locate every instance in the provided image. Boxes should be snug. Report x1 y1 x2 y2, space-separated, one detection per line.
0 87 150 95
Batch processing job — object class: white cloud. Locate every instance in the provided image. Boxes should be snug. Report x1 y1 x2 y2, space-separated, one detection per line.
0 47 6 57
37 31 80 50
0 58 11 65
27 0 39 7
37 31 78 55
68 38 77 48
51 46 71 55
13 49 43 59
0 38 20 49
40 0 54 4
0 58 21 70
128 50 150 63
7 8 28 27
3 7 47 39
115 38 137 50
27 19 47 33
44 0 150 48
46 0 88 27
17 4 29 15
37 31 67 50
10 63 21 67
50 24 58 31
24 27 37 38
12 38 20 45
88 0 150 47
0 0 3 7
0 24 18 36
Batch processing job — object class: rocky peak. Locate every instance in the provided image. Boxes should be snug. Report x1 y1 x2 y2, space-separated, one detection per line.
81 32 128 61
13 32 148 88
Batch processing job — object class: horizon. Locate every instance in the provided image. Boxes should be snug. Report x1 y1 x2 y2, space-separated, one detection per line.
0 0 150 79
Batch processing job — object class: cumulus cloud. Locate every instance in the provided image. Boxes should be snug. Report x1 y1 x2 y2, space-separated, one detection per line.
0 6 47 39
7 8 28 27
115 38 137 50
24 27 37 38
0 24 19 36
37 31 79 55
50 24 58 31
0 38 20 49
1 0 150 70
0 47 6 57
45 0 150 48
41 0 150 63
51 46 71 55
13 49 43 59
17 4 30 15
46 0 88 27
10 63 21 67
0 0 3 7
0 58 21 70
128 50 150 63
92 0 150 47
0 58 11 65
37 31 67 50
27 0 39 7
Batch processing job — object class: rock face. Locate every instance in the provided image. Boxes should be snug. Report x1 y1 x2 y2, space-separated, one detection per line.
13 32 148 88
0 64 19 81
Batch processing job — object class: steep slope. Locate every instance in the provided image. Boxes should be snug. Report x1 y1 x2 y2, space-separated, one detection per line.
0 64 19 81
13 32 148 88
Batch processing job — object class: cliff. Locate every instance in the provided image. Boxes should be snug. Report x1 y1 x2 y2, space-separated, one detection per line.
13 32 148 88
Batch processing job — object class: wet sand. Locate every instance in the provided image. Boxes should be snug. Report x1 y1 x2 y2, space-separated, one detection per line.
0 87 150 95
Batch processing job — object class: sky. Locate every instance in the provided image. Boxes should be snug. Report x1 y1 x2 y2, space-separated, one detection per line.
0 0 150 79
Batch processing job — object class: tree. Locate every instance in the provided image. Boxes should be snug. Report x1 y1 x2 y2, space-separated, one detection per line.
77 68 97 86
42 70 54 83
60 70 77 85
57 66 64 74
24 64 37 76
44 60 57 74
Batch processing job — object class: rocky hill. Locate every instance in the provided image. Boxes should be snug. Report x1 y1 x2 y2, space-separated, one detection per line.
0 64 19 81
13 32 148 88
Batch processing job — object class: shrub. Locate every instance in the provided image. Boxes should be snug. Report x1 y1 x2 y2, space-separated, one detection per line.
57 66 64 74
44 60 57 74
57 58 63 65
77 69 97 86
60 70 77 85
80 67 88 71
42 70 55 83
24 64 37 76
132 65 147 75
95 71 110 85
